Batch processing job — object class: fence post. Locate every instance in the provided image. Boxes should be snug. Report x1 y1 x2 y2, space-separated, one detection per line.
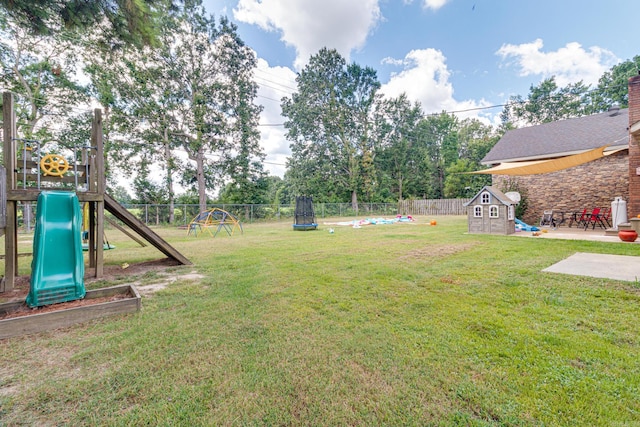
22 202 33 233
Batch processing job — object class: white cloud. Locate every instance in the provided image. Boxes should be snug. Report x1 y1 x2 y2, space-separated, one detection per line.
496 38 620 87
422 0 450 10
381 56 404 66
380 48 492 122
403 0 450 10
234 0 382 70
254 58 298 177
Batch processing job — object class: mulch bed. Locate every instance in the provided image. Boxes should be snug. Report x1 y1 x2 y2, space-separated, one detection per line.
0 258 179 321
0 294 130 320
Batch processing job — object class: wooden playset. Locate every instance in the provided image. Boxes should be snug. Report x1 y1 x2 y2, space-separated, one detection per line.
1 92 191 296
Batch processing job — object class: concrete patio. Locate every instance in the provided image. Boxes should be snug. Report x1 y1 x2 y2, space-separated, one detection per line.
512 226 640 243
512 225 640 282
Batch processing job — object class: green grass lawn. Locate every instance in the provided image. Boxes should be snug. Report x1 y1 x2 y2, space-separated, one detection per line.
2 216 640 426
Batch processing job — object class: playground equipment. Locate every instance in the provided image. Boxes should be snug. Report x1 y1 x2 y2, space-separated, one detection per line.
1 91 191 299
82 202 116 250
187 208 243 237
293 196 317 231
27 192 85 307
515 218 540 232
40 153 70 177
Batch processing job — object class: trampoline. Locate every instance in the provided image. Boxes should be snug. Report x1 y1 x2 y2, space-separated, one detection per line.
293 196 318 231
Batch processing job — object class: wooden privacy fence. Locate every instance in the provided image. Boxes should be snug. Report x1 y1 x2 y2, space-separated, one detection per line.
398 198 470 216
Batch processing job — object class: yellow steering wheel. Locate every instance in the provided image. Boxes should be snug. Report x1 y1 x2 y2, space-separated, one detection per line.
40 154 70 177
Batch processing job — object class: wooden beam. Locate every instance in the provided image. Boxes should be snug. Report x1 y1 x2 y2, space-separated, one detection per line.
17 174 85 185
88 202 96 269
96 201 104 276
3 93 16 292
3 93 16 191
105 216 147 247
104 194 191 265
6 189 103 202
3 201 17 292
0 253 32 260
93 109 104 195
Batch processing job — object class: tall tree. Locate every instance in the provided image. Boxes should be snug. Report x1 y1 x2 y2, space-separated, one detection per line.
592 55 640 110
501 77 592 126
0 11 87 142
216 28 265 209
374 94 426 202
417 112 459 198
86 3 263 214
442 118 497 198
282 48 381 210
166 11 262 212
0 0 174 48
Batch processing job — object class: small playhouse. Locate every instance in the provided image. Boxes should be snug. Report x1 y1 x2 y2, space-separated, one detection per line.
463 186 516 235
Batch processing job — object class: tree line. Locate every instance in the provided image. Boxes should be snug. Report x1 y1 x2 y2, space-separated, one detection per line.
1 0 639 216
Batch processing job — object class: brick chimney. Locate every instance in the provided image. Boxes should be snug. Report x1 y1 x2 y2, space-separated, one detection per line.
627 75 640 217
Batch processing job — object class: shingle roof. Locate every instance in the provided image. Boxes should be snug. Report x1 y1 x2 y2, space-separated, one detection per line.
482 109 629 165
463 186 516 207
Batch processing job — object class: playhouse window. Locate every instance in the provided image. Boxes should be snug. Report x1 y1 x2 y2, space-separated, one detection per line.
508 205 514 220
489 205 499 218
480 192 491 204
474 205 483 217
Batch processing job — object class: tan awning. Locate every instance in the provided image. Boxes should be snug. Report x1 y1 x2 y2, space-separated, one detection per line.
469 145 622 176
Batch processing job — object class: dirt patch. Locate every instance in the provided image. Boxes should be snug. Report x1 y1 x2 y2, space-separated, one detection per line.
399 242 478 261
134 272 204 296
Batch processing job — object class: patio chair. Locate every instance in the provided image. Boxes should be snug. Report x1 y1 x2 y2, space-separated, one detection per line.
569 208 588 228
583 207 602 230
599 207 612 228
539 210 556 227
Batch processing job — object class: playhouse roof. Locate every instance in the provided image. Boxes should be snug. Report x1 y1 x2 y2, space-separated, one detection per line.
463 186 516 207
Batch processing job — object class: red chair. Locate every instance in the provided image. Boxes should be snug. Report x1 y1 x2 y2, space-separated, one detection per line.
570 209 588 228
583 207 601 230
599 207 611 228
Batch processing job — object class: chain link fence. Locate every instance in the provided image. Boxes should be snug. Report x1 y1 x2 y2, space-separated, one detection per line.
120 202 401 226
13 199 470 230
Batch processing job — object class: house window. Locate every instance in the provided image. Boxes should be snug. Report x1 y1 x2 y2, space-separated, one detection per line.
489 205 499 218
508 205 514 220
481 191 491 204
474 205 483 217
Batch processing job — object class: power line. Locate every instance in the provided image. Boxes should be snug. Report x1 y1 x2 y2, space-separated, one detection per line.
4 76 634 135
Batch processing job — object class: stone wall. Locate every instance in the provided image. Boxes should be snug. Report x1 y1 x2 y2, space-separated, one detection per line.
493 151 629 225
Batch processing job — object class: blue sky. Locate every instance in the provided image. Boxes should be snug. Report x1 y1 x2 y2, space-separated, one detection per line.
201 0 638 176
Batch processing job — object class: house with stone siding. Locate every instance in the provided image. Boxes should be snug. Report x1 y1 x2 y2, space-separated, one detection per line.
482 107 630 225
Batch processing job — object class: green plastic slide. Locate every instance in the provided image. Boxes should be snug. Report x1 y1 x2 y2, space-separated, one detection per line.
27 191 85 307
